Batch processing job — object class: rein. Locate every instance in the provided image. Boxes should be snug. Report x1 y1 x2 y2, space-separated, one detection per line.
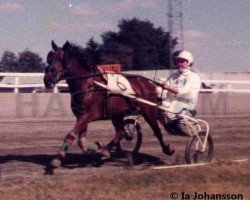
62 72 105 81
123 74 165 87
62 71 165 88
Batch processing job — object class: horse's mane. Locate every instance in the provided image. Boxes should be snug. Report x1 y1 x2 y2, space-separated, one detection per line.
65 43 95 71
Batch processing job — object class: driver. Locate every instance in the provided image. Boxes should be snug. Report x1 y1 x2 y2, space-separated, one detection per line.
163 51 201 136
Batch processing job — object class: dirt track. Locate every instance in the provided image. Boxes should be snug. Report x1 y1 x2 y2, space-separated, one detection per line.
0 115 249 186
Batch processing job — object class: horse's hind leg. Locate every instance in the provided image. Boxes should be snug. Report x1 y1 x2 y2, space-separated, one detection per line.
158 115 170 133
107 115 125 150
143 110 175 156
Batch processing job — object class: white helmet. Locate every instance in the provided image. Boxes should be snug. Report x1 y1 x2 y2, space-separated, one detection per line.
176 51 194 66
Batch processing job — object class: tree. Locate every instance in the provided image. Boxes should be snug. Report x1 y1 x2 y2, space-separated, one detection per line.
18 50 45 72
100 32 133 70
0 51 18 72
98 18 176 70
0 50 45 72
85 37 101 68
118 18 160 69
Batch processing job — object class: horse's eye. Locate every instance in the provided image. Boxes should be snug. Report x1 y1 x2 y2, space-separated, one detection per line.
44 66 50 73
50 67 57 74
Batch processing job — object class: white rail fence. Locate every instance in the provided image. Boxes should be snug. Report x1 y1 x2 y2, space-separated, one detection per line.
0 73 250 93
200 80 250 93
0 73 67 93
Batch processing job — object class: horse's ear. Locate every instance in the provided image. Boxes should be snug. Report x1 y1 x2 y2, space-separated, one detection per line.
62 41 71 51
51 40 58 51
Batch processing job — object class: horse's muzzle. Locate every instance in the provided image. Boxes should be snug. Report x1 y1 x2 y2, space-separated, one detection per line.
44 74 56 89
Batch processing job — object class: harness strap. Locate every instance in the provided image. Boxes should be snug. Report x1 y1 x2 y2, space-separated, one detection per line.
63 72 105 81
62 71 165 88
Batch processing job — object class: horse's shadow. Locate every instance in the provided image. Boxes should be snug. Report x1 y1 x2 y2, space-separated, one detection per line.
0 152 165 175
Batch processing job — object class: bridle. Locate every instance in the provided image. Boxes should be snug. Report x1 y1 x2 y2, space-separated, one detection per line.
44 48 107 90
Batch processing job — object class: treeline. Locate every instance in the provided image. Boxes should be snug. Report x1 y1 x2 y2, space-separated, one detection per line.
0 50 45 72
0 18 177 72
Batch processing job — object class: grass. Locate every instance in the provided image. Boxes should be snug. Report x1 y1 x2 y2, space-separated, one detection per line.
0 161 249 200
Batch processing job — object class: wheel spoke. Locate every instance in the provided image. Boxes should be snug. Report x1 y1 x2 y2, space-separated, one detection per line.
116 119 142 153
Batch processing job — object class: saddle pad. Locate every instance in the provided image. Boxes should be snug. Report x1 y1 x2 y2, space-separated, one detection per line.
107 73 136 95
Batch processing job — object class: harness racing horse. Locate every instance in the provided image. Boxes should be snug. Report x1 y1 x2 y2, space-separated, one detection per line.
44 41 174 167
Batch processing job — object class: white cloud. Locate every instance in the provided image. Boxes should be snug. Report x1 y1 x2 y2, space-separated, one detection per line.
183 29 216 47
185 30 249 47
0 3 24 13
70 3 98 16
46 20 115 33
105 0 157 13
185 30 212 40
139 0 158 9
105 0 134 13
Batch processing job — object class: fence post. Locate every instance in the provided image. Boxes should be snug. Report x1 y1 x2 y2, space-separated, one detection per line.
53 86 59 93
228 83 232 92
14 76 19 93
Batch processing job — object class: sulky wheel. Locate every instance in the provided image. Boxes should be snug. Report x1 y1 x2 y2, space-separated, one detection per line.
116 118 142 153
185 131 214 164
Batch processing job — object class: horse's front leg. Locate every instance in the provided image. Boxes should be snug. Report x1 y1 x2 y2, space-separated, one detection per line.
51 117 90 168
77 127 88 153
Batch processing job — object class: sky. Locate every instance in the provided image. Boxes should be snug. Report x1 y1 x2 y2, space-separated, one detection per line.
0 0 250 73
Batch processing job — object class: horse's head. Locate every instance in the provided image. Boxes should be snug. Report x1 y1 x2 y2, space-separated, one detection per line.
44 40 95 88
43 41 68 88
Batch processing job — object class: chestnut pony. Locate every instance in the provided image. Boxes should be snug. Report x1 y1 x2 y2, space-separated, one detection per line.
44 41 174 167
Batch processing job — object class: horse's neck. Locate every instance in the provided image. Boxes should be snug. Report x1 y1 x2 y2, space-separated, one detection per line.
66 67 100 93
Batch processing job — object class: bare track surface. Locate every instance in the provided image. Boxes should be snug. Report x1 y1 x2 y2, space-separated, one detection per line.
0 115 249 199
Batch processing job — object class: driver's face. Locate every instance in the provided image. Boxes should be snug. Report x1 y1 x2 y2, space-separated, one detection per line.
176 59 189 73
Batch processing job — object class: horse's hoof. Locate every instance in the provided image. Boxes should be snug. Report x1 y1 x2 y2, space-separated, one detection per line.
163 144 175 156
50 158 62 168
101 147 111 158
167 149 175 156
